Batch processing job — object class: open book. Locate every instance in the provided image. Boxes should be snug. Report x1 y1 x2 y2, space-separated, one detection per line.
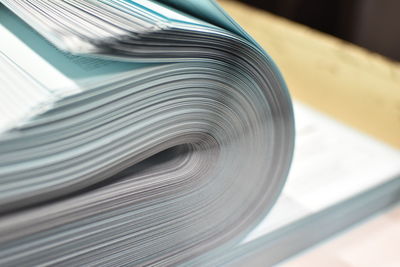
0 1 294 266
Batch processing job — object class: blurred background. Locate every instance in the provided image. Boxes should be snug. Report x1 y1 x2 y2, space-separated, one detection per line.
239 0 400 61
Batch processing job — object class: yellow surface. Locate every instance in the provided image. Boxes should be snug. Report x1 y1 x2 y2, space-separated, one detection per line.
220 0 400 148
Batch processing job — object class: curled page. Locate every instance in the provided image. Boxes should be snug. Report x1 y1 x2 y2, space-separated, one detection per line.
0 0 294 265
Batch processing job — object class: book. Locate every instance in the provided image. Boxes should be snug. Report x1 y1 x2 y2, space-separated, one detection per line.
0 0 294 266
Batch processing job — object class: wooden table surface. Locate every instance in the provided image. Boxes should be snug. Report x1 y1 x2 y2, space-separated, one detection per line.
219 1 400 266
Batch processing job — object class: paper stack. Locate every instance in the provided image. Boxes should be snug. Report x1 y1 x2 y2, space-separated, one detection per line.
0 1 294 266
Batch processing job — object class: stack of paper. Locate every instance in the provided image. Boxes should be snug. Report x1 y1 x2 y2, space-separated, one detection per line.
0 0 294 266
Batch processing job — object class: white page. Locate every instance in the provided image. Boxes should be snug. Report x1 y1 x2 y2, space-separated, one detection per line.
0 24 78 94
0 23 80 132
